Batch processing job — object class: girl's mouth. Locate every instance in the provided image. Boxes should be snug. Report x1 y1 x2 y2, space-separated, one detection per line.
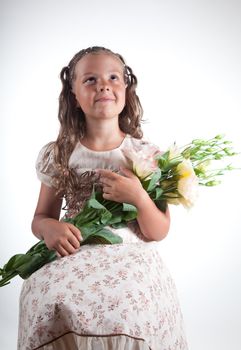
95 95 115 102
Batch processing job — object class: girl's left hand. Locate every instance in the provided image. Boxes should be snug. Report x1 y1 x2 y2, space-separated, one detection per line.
97 168 147 206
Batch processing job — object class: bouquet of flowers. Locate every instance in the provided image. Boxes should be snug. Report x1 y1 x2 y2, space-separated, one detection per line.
0 135 238 287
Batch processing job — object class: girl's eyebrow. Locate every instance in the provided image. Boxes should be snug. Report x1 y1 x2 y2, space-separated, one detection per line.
81 70 123 77
82 72 95 77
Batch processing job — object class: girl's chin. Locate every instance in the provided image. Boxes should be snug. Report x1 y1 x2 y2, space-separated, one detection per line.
86 113 121 120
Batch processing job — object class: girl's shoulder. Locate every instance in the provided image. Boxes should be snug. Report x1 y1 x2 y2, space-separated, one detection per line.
36 141 55 161
35 141 56 187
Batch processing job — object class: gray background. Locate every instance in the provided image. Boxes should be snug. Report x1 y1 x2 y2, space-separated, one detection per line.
0 0 241 349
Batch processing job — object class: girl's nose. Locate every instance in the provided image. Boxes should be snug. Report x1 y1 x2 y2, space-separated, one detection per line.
97 79 110 92
100 86 110 92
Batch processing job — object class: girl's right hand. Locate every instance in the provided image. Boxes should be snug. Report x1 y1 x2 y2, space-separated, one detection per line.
42 220 82 257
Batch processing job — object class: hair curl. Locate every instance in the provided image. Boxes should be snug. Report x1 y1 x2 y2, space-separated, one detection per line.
44 46 144 195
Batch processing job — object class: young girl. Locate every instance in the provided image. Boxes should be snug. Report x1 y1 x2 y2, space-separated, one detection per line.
18 46 188 349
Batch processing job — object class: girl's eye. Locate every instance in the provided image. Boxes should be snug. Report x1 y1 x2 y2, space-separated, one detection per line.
110 74 118 80
84 77 96 84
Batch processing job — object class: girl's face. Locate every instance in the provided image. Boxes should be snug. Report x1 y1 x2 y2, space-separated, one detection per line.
72 53 127 122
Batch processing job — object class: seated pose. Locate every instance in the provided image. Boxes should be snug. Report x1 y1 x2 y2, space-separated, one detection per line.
18 46 188 350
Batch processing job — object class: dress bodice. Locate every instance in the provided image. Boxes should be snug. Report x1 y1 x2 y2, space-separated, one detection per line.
36 135 158 214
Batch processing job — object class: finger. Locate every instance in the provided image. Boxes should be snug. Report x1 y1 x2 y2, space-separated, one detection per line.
99 177 113 186
57 245 70 257
120 167 136 178
62 240 78 255
102 192 113 200
96 168 112 176
103 186 112 195
67 223 83 241
68 234 81 249
98 169 119 180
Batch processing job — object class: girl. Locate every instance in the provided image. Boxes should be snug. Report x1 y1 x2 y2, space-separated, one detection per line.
18 46 188 349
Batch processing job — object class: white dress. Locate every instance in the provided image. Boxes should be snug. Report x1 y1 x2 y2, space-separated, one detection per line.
18 135 188 350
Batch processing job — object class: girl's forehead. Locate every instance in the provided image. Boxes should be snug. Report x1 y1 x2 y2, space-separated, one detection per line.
74 53 124 76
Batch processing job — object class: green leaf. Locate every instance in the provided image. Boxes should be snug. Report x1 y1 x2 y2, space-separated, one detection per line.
157 153 169 169
78 225 101 239
146 168 162 192
111 222 127 229
87 197 106 210
0 244 57 283
120 203 137 221
107 214 123 225
122 210 137 222
19 251 57 279
100 210 112 225
81 227 123 245
2 254 30 273
26 240 48 254
73 207 103 226
154 187 164 200
122 203 137 212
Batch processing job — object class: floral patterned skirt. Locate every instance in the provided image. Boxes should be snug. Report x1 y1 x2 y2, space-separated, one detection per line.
18 228 188 350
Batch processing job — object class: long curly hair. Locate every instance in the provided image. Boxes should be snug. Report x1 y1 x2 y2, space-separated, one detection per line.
44 46 144 195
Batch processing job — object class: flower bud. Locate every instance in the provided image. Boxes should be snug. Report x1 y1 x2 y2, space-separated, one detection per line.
224 147 233 155
205 180 221 186
214 134 225 140
192 139 204 145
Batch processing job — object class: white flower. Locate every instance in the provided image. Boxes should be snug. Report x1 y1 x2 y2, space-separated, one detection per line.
176 160 199 208
168 143 182 160
122 146 160 180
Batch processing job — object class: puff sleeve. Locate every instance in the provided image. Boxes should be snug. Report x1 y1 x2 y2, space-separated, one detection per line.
35 143 58 187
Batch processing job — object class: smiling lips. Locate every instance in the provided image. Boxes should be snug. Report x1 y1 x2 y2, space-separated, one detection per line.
95 97 115 103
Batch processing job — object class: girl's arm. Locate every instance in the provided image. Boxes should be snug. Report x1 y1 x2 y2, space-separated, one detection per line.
32 183 82 256
98 169 170 241
135 191 170 241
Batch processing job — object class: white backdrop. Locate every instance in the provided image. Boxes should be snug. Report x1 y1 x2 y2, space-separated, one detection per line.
0 0 241 349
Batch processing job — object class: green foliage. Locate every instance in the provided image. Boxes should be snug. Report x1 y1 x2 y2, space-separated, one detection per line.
1 134 238 287
0 186 138 287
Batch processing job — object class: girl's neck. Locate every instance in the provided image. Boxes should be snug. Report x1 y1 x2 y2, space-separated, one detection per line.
81 120 126 151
